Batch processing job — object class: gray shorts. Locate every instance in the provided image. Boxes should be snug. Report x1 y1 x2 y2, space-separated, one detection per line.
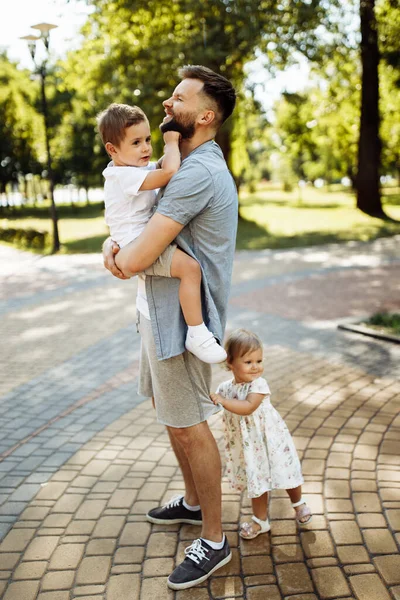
143 243 177 277
137 312 221 428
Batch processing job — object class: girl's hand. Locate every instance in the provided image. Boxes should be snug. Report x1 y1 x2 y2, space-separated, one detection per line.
210 393 224 406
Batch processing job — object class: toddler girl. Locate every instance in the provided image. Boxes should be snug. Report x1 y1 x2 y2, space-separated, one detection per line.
210 329 312 538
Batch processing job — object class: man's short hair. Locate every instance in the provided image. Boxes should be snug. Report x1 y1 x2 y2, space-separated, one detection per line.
178 65 236 126
97 103 147 148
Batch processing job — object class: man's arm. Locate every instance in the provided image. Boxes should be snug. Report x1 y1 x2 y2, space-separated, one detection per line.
103 213 184 278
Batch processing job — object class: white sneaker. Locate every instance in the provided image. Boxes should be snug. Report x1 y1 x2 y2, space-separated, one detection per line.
185 331 227 364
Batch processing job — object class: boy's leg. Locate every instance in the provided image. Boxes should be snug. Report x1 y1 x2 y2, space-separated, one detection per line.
170 248 202 326
115 240 137 278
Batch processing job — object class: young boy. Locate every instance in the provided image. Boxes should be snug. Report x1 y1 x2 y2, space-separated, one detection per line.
97 103 226 364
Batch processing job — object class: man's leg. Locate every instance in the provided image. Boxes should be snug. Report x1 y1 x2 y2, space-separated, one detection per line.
168 421 222 541
167 429 199 507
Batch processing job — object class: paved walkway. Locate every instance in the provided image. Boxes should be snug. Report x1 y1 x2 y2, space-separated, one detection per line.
0 236 399 600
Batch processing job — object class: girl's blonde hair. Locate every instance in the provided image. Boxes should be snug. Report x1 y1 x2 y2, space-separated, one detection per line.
224 329 263 366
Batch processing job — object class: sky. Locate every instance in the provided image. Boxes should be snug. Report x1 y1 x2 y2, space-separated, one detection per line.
0 0 311 114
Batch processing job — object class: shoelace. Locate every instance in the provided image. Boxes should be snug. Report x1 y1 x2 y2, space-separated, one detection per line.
163 495 183 509
185 539 210 565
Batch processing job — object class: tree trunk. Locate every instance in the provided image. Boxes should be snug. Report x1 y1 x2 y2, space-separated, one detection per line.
356 0 386 218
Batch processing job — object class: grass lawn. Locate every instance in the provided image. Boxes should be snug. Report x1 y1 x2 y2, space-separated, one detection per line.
1 184 400 253
236 184 400 249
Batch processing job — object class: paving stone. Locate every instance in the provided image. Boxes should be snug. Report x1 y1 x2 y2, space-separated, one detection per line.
325 480 351 498
210 576 243 598
353 493 381 513
24 535 59 560
357 513 386 528
386 509 400 530
107 573 140 600
344 563 376 575
0 553 20 569
51 494 83 513
143 557 174 577
374 555 400 585
363 529 398 554
349 573 392 600
72 585 105 596
0 528 36 552
337 545 370 564
114 546 145 564
301 531 335 558
312 566 351 598
35 482 68 501
330 521 363 545
140 576 174 599
92 516 125 538
76 556 111 585
146 532 177 557
13 560 48 580
49 543 84 569
42 570 75 590
75 499 107 520
276 563 313 595
247 585 281 600
37 593 70 600
272 544 304 563
119 522 151 545
3 581 40 600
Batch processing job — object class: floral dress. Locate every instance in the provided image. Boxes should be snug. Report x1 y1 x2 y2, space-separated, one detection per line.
216 377 304 498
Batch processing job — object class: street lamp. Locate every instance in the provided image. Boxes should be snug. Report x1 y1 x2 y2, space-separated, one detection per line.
20 23 60 253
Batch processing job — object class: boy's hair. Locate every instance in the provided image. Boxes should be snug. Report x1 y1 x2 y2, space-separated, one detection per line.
178 65 236 126
224 329 263 365
97 103 147 148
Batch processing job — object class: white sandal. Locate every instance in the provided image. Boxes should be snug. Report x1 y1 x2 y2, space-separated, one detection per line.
292 498 312 527
239 515 271 539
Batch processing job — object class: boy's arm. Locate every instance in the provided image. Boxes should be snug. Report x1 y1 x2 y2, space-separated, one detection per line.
139 131 181 190
210 392 266 416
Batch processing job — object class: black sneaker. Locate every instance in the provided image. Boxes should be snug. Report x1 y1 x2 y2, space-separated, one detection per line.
167 536 232 590
146 495 202 525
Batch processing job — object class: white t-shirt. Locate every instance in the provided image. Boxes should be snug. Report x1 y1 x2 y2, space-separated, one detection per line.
103 161 157 248
103 161 157 319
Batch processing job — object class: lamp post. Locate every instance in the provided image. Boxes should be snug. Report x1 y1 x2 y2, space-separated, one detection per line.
21 23 60 253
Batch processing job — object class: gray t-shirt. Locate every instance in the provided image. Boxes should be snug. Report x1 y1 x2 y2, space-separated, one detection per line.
145 139 238 360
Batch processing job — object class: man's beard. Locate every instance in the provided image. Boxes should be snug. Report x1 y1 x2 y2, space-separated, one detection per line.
160 115 196 140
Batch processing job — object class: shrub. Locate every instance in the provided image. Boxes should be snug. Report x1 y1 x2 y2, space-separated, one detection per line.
0 227 48 250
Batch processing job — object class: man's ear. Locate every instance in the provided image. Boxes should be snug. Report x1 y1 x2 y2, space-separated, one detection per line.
198 110 216 126
105 141 117 156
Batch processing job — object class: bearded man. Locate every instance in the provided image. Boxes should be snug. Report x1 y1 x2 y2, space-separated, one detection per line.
103 65 238 590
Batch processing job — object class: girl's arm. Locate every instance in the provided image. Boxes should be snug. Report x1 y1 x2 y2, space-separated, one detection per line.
139 131 181 190
210 392 266 416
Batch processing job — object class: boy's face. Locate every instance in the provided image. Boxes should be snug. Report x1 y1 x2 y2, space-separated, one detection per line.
107 120 152 167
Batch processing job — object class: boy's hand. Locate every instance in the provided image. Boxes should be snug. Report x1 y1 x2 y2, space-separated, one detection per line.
163 131 181 144
210 392 225 407
102 237 128 280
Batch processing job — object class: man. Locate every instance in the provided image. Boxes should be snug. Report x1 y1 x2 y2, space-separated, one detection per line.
103 65 238 590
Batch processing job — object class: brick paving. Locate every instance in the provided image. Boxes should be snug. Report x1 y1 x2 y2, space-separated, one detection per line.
0 235 399 600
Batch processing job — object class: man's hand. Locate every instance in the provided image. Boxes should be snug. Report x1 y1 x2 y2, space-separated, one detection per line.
102 237 128 280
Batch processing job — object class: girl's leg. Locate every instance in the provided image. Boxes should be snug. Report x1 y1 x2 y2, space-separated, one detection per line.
240 491 269 538
170 248 203 326
286 485 312 524
252 491 269 522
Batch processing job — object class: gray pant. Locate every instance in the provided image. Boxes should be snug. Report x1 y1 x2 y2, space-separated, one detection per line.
137 311 221 428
